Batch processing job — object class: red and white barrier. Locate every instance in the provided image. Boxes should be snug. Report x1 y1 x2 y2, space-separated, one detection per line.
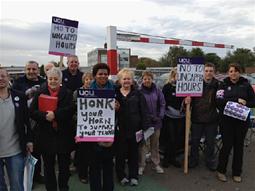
107 26 234 75
116 33 234 49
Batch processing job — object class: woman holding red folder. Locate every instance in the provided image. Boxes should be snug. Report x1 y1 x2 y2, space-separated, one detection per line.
30 67 74 191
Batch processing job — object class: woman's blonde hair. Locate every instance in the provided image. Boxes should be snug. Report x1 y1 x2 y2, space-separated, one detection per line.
167 67 177 84
117 68 134 81
82 72 93 84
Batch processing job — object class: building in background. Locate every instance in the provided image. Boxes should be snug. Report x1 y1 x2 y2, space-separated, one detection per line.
87 47 136 70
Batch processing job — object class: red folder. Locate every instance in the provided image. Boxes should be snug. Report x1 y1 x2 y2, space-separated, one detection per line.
38 94 58 112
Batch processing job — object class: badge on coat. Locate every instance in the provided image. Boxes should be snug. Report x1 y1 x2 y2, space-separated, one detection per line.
227 86 231 91
14 96 20 101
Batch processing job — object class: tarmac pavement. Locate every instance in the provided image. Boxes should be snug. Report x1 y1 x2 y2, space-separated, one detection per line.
33 130 255 191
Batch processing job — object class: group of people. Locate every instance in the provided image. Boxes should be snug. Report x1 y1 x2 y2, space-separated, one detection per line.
0 55 255 191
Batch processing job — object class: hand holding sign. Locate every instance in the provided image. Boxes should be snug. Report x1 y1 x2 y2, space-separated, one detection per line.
238 98 247 106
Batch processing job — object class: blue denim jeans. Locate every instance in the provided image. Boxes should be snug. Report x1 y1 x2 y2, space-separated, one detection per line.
0 152 25 191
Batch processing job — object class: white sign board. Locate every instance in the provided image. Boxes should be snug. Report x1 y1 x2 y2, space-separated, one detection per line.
224 101 251 121
118 49 130 69
176 57 204 97
76 89 115 142
49 16 78 56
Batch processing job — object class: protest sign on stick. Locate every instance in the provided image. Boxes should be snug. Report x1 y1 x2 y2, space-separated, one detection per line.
49 16 79 57
176 57 204 174
176 57 204 97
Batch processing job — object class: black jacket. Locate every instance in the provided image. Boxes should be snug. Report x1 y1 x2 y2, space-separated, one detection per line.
115 87 150 140
12 75 45 93
191 78 220 123
62 69 83 92
162 82 184 110
10 89 32 155
30 84 75 154
216 76 255 123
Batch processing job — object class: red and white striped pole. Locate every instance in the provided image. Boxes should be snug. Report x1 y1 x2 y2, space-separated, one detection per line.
116 32 234 49
107 26 118 75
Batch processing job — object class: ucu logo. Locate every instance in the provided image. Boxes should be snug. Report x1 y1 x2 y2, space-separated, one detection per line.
178 58 191 64
53 17 65 25
79 90 95 96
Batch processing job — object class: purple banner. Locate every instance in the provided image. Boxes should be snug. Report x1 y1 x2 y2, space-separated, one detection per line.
52 16 78 28
177 57 204 65
77 89 115 98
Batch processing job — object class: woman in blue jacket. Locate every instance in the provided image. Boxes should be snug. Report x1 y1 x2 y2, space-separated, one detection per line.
88 63 116 191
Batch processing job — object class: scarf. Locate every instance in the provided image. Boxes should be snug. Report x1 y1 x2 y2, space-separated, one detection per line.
47 85 60 129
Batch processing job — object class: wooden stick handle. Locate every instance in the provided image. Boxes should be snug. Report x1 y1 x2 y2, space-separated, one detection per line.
184 103 191 174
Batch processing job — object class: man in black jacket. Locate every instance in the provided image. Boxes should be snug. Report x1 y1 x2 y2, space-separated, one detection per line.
62 55 83 92
12 60 45 184
62 55 83 177
12 60 45 95
0 68 33 191
189 63 220 171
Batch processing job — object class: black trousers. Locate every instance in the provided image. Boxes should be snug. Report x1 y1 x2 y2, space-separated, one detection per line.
115 137 138 181
217 117 248 176
189 122 218 166
76 143 89 179
42 152 70 191
89 145 114 191
163 117 185 162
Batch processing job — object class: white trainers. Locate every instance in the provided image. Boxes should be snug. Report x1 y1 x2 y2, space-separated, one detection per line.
130 178 138 186
120 177 129 185
138 167 144 175
154 165 164 174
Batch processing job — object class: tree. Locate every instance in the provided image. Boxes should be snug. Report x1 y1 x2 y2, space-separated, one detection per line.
219 48 255 72
138 57 160 67
189 48 204 57
159 46 189 67
136 62 146 70
204 53 221 71
159 46 255 73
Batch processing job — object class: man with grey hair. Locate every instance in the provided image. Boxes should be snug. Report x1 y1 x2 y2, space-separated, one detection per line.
44 61 56 78
62 55 83 92
13 60 45 95
12 60 45 184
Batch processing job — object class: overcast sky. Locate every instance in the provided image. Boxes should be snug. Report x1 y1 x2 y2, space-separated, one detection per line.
1 0 254 66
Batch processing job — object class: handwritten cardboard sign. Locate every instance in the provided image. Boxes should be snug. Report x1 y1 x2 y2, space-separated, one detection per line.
49 16 78 56
176 57 204 97
76 89 115 142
